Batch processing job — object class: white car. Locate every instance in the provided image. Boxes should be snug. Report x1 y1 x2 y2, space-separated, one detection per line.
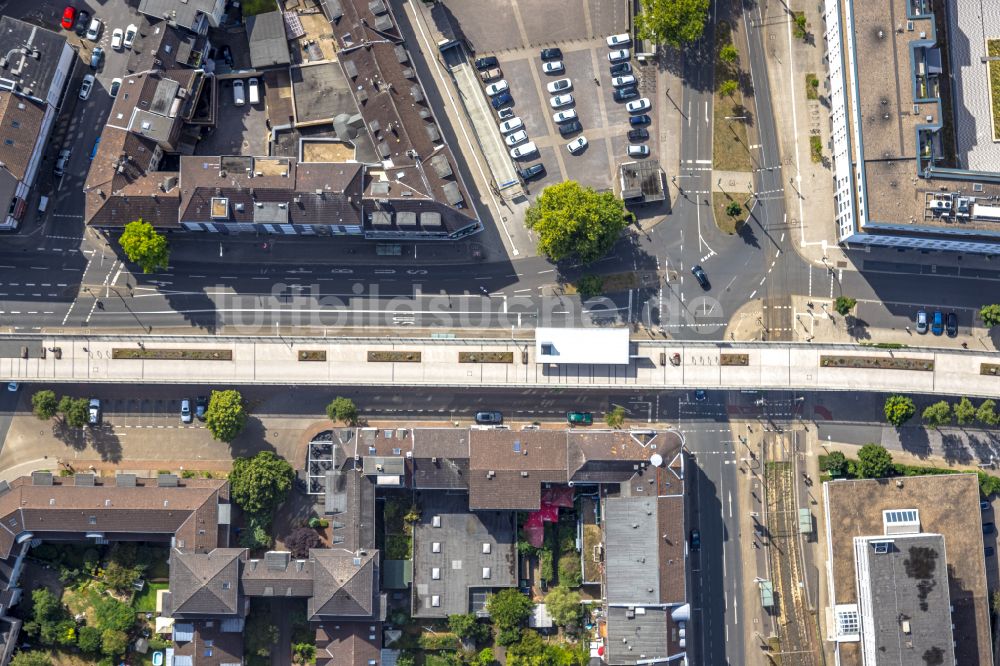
567 136 588 153
608 48 630 63
504 129 528 146
552 109 577 123
111 27 123 50
510 141 538 159
549 94 574 108
485 80 509 96
626 97 651 113
79 74 95 100
499 117 524 133
612 74 636 87
542 60 564 74
546 78 572 94
232 79 246 106
123 24 138 49
606 33 631 47
85 17 102 41
627 144 649 157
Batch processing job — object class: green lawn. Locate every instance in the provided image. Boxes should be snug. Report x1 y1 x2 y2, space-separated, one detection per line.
242 0 277 16
133 582 168 612
989 40 1000 140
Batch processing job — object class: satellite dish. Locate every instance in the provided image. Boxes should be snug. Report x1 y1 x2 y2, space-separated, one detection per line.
649 454 663 467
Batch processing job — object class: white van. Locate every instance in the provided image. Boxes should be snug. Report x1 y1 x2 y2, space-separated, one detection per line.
37 196 49 215
248 78 260 105
232 79 246 106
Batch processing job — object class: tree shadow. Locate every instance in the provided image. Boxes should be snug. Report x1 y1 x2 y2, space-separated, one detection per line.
897 426 931 459
737 220 760 248
939 431 973 464
228 416 278 459
847 316 871 340
88 427 123 463
51 420 87 451
964 430 1000 463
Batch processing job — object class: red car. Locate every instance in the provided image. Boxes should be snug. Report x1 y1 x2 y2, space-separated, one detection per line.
61 6 76 30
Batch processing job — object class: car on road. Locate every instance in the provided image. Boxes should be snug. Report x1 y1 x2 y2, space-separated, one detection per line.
491 92 513 110
689 529 701 551
694 389 707 402
612 86 637 102
509 141 537 159
475 411 503 425
111 27 124 50
982 500 991 511
691 264 710 289
88 398 101 426
89 136 100 160
549 94 573 108
915 309 928 334
504 129 528 147
552 109 577 123
485 80 509 96
519 163 545 180
627 144 649 157
74 10 90 36
946 312 958 337
612 74 636 87
931 310 944 336
608 48 630 63
499 117 523 134
62 6 76 30
566 411 593 425
181 399 192 423
628 128 649 142
546 78 572 93
629 114 651 126
566 136 588 153
7 382 19 392
474 56 499 70
79 74 95 100
626 97 651 113
542 60 564 74
123 24 138 49
610 61 632 76
558 120 582 137
540 47 562 60
85 17 102 41
232 79 245 106
606 33 631 47
54 149 71 177
109 78 122 97
196 396 208 420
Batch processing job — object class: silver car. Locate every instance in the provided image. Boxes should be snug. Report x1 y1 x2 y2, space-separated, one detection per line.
504 129 528 146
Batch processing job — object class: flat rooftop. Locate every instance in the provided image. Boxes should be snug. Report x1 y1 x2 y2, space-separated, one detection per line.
535 327 631 365
947 0 1000 171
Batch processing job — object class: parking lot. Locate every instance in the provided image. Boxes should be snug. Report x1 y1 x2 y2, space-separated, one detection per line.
195 76 270 157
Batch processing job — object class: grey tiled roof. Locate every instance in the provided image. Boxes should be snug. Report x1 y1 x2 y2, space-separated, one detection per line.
247 11 290 69
0 18 69 102
604 496 660 606
241 554 315 597
168 548 244 616
308 549 378 619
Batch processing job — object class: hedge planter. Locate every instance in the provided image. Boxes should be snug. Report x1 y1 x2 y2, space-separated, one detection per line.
368 351 421 362
298 350 327 362
720 353 749 366
820 355 933 371
982 363 1000 376
112 348 232 361
459 351 514 364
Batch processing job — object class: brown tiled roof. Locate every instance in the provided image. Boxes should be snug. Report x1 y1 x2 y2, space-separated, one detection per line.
356 428 413 458
172 620 244 666
656 495 685 604
412 429 470 459
0 93 45 182
567 431 655 482
468 430 567 510
169 548 244 617
469 471 541 511
315 621 380 666
308 549 378 619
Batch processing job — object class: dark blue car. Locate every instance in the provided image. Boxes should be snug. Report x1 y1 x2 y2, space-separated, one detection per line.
931 310 944 336
629 114 650 126
491 92 513 110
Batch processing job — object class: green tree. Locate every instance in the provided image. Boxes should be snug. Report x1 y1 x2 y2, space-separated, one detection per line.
718 79 738 97
474 648 497 666
31 390 58 420
883 395 916 426
396 653 417 666
58 395 89 428
525 181 626 265
635 0 710 47
11 652 52 666
204 389 247 442
719 43 738 64
326 396 359 425
230 451 295 516
856 443 893 479
100 629 129 657
792 12 808 39
77 626 102 654
292 643 316 664
726 201 742 217
821 451 848 477
954 397 976 426
605 405 626 428
544 586 582 626
977 399 999 427
119 219 169 274
102 560 141 593
239 515 274 549
448 613 490 644
575 274 604 299
981 304 1000 328
922 400 952 428
93 596 135 634
486 589 534 631
834 296 857 315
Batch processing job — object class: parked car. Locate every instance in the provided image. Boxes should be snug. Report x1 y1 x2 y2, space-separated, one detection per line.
509 141 537 158
915 309 928 334
691 265 710 289
689 529 701 551
542 60 564 74
612 86 638 102
79 74 94 100
608 48 630 63
475 411 503 425
627 144 649 157
519 163 545 180
111 27 124 50
109 77 122 97
89 136 100 160
626 97 651 113
90 47 104 69
248 77 260 105
497 106 515 120
61 6 76 30
6 383 18 392
181 399 192 423
474 56 499 70
546 78 572 93
123 24 138 49
85 17 102 41
558 120 582 137
612 74 636 87
220 44 234 67
566 136 588 153
232 79 246 106
195 396 208 420
540 48 562 60
606 33 631 47
54 149 71 177
987 546 995 557
88 398 102 426
931 310 944 335
74 10 90 36
610 61 632 76
628 128 649 142
549 94 573 108
552 109 577 123
984 522 996 535
946 312 958 337
982 500 991 512
694 389 707 402
499 117 524 134
629 114 651 126
566 411 593 425
491 92 513 110
479 67 502 82
485 80 509 96
504 129 528 147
